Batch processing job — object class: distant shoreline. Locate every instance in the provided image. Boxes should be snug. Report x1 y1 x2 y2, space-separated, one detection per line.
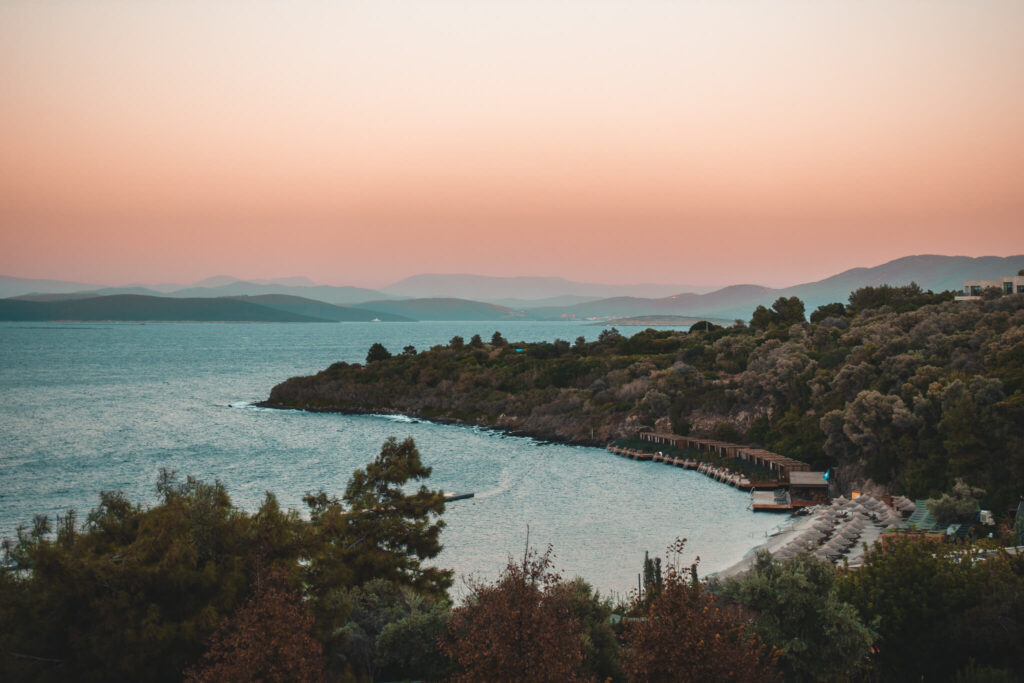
587 315 733 327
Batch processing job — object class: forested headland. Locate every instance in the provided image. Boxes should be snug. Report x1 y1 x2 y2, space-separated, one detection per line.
266 285 1024 514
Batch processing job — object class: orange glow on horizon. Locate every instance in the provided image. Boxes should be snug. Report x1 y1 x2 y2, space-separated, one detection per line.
1 1 1021 288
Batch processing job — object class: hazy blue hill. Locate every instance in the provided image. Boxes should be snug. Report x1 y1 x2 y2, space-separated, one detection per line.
85 286 166 297
11 286 168 300
167 281 394 305
0 275 101 299
228 294 414 322
356 297 525 321
526 255 1024 320
0 295 329 322
382 273 710 300
193 275 319 287
776 254 1024 307
9 292 103 302
489 294 602 308
530 285 773 320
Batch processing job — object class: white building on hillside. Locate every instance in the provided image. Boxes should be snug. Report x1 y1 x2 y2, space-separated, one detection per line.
956 274 1024 300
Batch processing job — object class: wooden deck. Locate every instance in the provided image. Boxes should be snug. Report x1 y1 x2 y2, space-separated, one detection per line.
608 445 753 490
607 442 824 513
751 490 792 511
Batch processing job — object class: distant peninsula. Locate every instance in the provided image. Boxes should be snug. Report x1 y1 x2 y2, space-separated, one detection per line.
0 294 411 323
589 315 734 327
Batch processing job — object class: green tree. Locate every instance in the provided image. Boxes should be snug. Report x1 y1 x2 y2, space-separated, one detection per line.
718 551 874 682
548 577 622 682
772 296 806 326
809 302 845 323
375 594 453 682
304 438 450 605
366 342 392 363
926 478 984 525
0 475 264 683
750 304 776 330
837 538 1024 680
335 578 452 681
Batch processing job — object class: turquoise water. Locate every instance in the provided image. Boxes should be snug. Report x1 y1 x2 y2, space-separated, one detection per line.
0 321 784 595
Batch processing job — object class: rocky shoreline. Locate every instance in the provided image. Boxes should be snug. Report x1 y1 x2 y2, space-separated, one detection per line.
255 400 611 447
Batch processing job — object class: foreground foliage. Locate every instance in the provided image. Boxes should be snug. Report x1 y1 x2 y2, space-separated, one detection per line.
716 552 875 682
3 469 1024 681
836 538 1024 681
442 547 588 682
621 542 777 682
0 438 448 682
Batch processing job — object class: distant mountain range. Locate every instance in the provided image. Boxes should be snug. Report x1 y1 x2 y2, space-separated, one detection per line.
529 254 1024 321
381 274 713 301
0 294 409 323
2 279 394 306
2 254 1021 322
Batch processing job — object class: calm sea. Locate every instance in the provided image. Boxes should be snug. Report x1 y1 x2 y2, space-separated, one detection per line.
0 321 785 596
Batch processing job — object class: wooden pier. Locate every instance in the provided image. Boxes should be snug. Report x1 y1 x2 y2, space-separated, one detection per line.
611 432 828 511
607 445 754 490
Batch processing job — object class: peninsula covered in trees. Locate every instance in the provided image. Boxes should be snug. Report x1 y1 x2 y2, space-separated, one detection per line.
265 285 1024 513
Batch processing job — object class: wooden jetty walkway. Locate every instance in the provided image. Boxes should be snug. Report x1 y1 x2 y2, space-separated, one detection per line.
607 445 753 490
608 432 829 512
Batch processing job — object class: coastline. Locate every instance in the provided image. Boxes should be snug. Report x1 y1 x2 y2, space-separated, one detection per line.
259 400 795 572
710 496 901 579
255 400 607 447
709 512 809 579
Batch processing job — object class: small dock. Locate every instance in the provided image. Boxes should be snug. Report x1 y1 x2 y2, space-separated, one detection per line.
751 490 792 512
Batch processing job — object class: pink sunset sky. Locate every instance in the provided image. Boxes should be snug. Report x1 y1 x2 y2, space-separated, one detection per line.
1 0 1021 288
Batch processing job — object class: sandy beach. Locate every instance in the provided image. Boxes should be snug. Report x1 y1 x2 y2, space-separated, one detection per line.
710 494 911 580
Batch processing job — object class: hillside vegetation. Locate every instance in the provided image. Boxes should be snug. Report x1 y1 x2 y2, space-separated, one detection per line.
266 285 1024 512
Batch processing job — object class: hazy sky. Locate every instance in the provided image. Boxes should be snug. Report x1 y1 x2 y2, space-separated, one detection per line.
1 0 1021 288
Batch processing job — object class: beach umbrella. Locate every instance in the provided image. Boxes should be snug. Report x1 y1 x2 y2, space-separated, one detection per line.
774 548 796 561
824 538 847 552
